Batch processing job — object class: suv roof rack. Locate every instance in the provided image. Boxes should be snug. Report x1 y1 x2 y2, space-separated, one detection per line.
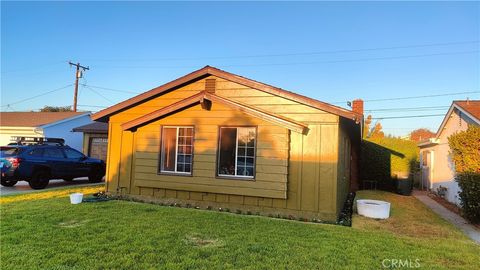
10 137 65 146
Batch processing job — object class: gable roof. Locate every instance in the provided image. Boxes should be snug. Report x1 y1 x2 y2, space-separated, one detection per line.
92 66 361 122
121 91 309 134
454 100 480 121
430 100 480 141
0 112 88 127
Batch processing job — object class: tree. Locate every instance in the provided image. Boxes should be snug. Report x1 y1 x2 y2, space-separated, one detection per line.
40 106 72 112
369 122 385 139
363 115 372 138
410 128 435 142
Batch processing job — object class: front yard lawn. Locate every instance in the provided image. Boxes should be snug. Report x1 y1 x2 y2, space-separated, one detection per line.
1 186 479 269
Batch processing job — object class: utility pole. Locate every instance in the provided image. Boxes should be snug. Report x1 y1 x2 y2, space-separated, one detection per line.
68 62 89 112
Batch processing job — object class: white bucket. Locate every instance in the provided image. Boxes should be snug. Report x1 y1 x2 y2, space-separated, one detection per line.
70 193 83 204
356 199 391 219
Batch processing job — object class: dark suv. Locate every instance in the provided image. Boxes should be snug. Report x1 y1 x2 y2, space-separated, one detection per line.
1 139 105 189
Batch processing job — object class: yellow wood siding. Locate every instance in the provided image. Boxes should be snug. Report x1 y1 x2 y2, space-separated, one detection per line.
106 75 344 221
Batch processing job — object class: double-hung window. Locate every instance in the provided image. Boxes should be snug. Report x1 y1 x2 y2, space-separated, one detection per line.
160 126 194 174
217 127 256 179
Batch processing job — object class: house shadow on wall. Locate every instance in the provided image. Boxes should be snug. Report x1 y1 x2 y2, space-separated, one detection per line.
360 140 406 192
106 110 352 221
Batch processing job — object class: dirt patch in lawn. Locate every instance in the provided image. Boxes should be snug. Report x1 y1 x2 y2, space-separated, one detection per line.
58 219 90 228
184 233 224 248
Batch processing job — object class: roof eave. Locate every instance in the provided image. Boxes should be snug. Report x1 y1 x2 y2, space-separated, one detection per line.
92 66 360 123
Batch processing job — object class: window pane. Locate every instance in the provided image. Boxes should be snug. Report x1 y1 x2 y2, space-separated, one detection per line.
246 167 254 176
64 148 84 159
28 149 43 157
218 128 237 176
247 147 254 157
44 148 64 158
184 164 191 173
237 157 245 167
161 128 177 172
238 147 246 156
177 163 185 172
247 129 255 147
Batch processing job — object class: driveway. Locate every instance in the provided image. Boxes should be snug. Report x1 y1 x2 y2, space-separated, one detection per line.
0 178 103 196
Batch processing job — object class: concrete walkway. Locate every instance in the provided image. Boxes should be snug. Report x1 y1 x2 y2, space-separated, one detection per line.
413 190 480 244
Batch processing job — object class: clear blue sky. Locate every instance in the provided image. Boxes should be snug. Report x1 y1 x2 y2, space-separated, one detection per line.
1 1 479 136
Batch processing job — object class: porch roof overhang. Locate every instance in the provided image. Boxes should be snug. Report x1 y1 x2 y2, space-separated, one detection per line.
121 91 309 134
417 138 440 148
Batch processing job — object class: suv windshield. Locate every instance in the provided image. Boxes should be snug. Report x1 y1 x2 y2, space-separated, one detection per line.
0 147 21 157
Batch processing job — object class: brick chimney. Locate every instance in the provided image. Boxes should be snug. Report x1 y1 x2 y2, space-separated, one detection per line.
352 99 364 115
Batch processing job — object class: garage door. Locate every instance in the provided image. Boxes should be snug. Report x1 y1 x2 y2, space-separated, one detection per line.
89 137 108 161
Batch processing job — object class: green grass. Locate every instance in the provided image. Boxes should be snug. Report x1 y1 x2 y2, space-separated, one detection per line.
1 187 479 269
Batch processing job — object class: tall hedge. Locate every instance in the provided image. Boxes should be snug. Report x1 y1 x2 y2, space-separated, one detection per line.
456 173 480 223
448 125 480 173
448 125 480 223
360 137 419 190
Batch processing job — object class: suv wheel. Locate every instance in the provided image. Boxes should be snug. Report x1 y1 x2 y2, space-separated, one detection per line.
1 179 18 187
88 167 104 183
29 170 50 190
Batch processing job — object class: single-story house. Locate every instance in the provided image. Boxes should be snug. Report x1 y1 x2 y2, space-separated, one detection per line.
0 112 92 150
418 100 480 205
92 66 363 221
72 122 109 161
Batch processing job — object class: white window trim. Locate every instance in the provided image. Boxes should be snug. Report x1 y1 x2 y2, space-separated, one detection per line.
160 126 193 175
217 127 256 179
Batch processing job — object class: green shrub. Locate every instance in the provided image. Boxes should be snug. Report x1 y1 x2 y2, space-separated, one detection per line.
448 125 480 173
360 137 419 189
448 126 480 223
456 173 480 223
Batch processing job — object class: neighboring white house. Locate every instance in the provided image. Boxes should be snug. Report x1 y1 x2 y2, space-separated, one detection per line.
418 100 480 205
0 112 92 150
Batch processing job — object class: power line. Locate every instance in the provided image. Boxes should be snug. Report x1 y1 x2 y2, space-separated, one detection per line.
95 50 480 69
365 106 450 112
83 85 114 103
77 104 109 108
372 114 445 120
86 40 479 62
80 84 139 94
331 91 479 104
0 84 73 107
92 50 479 69
363 91 479 102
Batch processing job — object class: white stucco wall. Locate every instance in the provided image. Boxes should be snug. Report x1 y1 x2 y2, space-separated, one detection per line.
419 107 478 205
42 114 93 151
0 127 43 146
